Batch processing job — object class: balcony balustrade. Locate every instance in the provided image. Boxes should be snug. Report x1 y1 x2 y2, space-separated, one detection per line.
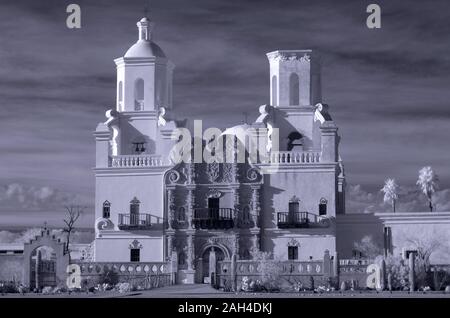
111 154 164 168
118 213 152 230
277 211 329 229
193 208 234 230
270 151 321 164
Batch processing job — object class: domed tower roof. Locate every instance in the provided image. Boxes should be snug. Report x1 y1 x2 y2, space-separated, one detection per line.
124 17 166 58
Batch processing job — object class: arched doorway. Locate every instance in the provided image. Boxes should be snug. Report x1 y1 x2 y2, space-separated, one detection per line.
201 246 225 284
30 246 57 289
22 228 69 288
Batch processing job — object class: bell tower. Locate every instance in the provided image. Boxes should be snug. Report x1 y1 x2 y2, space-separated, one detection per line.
115 17 174 112
267 50 321 107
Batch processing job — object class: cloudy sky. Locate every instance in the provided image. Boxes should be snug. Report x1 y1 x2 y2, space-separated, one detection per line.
0 0 449 228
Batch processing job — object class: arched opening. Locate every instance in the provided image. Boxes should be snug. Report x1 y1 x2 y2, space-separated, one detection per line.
102 200 111 218
30 246 57 290
242 205 250 224
319 198 327 216
178 251 187 269
289 73 299 105
201 245 226 284
118 81 123 109
134 78 144 110
271 75 277 106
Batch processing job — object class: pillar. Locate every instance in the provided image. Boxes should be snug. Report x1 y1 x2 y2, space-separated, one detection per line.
187 234 195 271
167 187 175 230
319 122 338 163
186 185 195 229
232 187 240 227
166 233 174 261
94 123 111 168
409 251 416 292
251 185 261 229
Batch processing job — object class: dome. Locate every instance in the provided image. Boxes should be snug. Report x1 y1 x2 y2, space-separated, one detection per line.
124 40 166 58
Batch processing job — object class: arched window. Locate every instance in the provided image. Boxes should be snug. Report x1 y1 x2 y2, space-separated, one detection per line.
271 75 277 106
289 73 299 105
118 81 123 109
319 198 327 216
130 197 140 225
177 207 186 222
134 78 144 110
102 200 111 218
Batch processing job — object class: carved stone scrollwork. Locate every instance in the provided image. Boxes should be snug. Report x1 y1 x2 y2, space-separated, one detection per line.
247 168 260 182
95 218 114 231
287 238 300 247
207 162 220 182
222 163 233 183
207 189 222 199
167 170 180 184
268 52 310 63
129 239 143 249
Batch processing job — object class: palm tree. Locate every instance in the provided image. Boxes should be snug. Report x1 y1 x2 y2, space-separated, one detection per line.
380 178 399 212
416 166 439 212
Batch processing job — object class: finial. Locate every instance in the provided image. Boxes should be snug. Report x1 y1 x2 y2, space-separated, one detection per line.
43 221 47 230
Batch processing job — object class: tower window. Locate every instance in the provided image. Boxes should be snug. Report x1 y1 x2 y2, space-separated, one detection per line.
288 246 298 260
118 81 123 109
134 78 144 110
289 73 299 105
102 200 111 218
130 249 140 262
271 75 278 106
319 198 327 216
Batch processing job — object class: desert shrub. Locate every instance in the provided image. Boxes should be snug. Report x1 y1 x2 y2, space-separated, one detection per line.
97 269 119 286
250 248 283 291
0 282 19 293
385 256 410 290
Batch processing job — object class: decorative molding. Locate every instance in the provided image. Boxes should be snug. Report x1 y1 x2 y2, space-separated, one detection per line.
320 197 328 204
287 238 300 247
129 239 143 249
267 52 310 63
158 107 166 127
207 189 222 199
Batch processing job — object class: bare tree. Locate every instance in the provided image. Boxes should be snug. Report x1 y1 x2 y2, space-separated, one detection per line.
416 166 439 212
63 205 84 261
380 178 399 212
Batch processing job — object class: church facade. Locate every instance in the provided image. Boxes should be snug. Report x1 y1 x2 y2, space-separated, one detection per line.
92 16 345 283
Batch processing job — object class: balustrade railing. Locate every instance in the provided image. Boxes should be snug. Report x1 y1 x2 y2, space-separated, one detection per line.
118 213 152 230
111 155 164 168
270 151 321 164
277 212 329 228
193 208 234 229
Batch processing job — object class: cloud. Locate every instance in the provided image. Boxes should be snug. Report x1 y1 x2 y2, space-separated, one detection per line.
0 183 84 211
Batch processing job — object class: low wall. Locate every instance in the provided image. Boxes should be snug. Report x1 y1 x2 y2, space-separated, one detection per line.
0 254 24 283
72 261 175 289
338 259 371 288
217 251 335 290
